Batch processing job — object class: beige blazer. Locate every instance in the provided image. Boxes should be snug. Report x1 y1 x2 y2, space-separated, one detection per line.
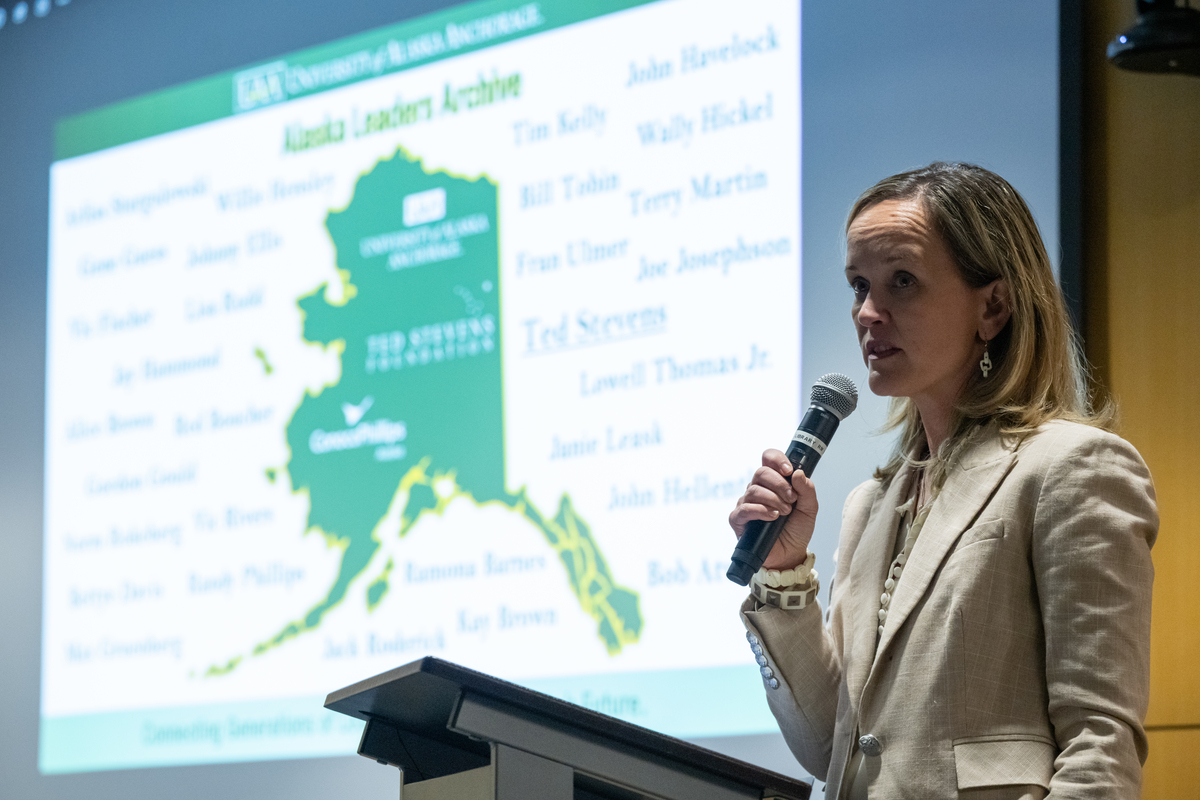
742 420 1157 799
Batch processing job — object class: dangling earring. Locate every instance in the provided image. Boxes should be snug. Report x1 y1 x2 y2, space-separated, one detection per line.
979 340 992 378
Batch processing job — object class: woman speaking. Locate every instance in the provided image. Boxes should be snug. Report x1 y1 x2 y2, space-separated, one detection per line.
730 163 1157 799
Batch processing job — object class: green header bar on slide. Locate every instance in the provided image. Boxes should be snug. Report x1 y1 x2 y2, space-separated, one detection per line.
54 0 652 161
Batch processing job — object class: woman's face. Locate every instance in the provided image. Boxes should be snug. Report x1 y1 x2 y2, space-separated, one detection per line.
845 198 991 413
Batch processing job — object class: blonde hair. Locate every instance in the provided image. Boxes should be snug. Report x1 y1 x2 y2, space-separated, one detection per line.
848 162 1110 487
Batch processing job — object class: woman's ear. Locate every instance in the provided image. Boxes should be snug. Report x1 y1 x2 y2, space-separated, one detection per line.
979 279 1012 341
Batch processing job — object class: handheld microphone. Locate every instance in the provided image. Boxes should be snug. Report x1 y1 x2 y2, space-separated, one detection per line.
727 373 858 586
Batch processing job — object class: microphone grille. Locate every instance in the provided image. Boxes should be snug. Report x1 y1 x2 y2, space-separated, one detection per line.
811 373 858 420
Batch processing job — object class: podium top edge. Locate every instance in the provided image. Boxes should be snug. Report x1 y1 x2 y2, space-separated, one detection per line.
324 657 811 799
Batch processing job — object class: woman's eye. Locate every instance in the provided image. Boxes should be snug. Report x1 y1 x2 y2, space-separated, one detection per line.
848 279 868 296
893 272 916 289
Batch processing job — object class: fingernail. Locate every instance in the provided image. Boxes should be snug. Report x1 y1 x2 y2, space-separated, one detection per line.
771 510 779 516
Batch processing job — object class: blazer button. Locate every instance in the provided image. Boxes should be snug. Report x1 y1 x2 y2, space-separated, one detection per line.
858 734 882 757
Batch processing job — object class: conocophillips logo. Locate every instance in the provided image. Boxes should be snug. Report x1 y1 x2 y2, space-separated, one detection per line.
234 61 289 112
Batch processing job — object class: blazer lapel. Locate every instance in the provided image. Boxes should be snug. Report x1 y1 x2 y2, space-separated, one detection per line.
844 468 913 707
871 431 1019 663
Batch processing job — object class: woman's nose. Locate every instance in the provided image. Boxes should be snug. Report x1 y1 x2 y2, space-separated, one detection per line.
856 292 884 326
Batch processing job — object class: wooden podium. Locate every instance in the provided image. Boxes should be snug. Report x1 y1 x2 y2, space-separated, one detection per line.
325 657 811 800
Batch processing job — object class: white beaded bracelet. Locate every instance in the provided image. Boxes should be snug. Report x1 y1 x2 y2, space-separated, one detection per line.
753 551 816 589
750 552 820 610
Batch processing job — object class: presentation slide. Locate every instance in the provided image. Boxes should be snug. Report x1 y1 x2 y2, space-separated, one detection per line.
41 0 800 773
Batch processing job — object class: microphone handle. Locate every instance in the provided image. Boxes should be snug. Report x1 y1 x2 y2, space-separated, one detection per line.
726 407 840 586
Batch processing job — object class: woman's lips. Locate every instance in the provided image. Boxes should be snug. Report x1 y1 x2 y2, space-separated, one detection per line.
866 345 900 361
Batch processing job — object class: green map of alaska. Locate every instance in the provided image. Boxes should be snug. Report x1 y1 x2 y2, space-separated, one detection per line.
208 148 641 676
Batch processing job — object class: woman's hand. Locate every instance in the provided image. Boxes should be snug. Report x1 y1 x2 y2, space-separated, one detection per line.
729 449 819 570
